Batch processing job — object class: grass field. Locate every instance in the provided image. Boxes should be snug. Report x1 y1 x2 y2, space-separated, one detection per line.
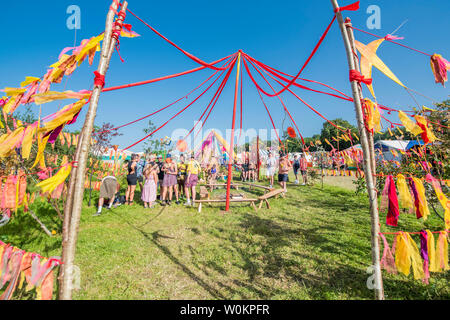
1 174 449 300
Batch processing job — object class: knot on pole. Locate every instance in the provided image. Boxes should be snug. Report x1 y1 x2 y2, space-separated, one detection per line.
93 71 106 89
349 69 372 85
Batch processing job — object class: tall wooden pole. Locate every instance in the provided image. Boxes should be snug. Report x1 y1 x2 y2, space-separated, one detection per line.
59 1 128 300
344 17 377 184
225 51 241 211
330 0 384 300
256 135 260 182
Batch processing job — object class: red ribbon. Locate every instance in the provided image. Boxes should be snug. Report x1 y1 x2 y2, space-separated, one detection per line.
334 1 360 13
349 69 372 85
94 71 105 88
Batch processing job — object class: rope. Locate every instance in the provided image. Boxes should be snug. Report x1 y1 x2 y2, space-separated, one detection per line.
126 8 233 71
122 56 238 150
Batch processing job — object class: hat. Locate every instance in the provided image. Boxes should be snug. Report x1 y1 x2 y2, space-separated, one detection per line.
166 154 172 158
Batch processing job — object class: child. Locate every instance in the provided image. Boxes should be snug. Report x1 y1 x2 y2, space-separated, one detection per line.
141 163 158 208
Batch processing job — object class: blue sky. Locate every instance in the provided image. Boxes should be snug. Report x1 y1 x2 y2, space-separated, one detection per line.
2 0 449 152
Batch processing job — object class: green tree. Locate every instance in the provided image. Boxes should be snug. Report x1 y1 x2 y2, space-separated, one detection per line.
320 119 359 151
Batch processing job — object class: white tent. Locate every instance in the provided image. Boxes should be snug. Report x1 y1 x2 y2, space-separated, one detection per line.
374 140 411 162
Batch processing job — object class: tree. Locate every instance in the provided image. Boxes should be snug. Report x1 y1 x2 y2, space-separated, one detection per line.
91 122 122 159
320 119 359 151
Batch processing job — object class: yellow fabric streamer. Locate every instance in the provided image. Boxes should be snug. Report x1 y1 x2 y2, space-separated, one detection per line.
39 99 86 134
426 230 438 272
21 123 37 160
398 111 423 136
436 231 449 271
355 40 406 89
0 127 25 158
396 174 414 210
395 232 411 276
36 163 72 194
414 115 437 143
395 232 425 280
20 76 41 87
32 91 90 105
412 177 430 220
32 135 49 169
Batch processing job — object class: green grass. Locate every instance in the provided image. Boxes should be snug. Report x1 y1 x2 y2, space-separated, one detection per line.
1 175 449 300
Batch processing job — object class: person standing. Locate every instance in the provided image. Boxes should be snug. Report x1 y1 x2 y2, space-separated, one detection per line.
177 154 187 200
156 154 165 200
94 175 120 216
184 154 201 206
136 154 146 192
126 154 138 205
278 152 292 192
161 154 178 205
293 154 300 185
299 153 308 185
141 163 158 208
266 151 277 188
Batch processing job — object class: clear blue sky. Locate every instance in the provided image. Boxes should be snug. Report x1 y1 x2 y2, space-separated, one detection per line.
2 0 449 152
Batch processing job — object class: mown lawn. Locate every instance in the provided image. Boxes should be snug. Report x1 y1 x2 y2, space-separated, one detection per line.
1 175 449 300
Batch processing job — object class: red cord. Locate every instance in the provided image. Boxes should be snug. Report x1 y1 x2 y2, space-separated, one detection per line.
350 25 432 57
243 56 305 145
122 56 237 150
127 8 233 71
101 53 236 93
94 55 235 136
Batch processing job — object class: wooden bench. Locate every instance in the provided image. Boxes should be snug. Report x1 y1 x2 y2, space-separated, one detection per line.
256 188 285 210
194 198 258 213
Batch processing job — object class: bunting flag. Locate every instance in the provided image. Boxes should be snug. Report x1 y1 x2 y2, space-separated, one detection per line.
0 241 61 300
395 232 425 280
430 54 449 86
396 174 414 213
36 162 72 195
358 38 384 98
398 111 423 136
414 115 437 144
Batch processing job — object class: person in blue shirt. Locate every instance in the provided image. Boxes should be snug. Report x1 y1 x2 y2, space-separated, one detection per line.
135 154 146 192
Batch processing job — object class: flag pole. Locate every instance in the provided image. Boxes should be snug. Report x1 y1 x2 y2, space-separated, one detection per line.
330 0 384 300
59 0 128 299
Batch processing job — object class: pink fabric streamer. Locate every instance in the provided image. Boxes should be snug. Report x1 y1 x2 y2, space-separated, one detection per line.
386 175 400 227
384 34 404 41
379 233 397 274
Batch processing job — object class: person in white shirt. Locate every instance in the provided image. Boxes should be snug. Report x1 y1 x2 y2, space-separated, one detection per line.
266 151 277 188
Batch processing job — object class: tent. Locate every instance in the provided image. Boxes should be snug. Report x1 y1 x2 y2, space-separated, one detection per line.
374 140 411 162
406 140 425 150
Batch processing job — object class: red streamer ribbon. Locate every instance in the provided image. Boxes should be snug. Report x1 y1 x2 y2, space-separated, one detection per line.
349 69 372 85
334 1 360 13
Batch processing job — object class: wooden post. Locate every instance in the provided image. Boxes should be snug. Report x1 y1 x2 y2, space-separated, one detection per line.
330 0 384 300
256 135 260 182
225 51 241 211
59 1 128 300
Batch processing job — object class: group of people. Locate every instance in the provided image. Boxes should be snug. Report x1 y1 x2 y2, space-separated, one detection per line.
94 150 310 216
94 153 202 216
265 151 308 190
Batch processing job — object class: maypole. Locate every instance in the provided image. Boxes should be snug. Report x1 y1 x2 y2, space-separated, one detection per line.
225 51 242 211
330 0 384 299
59 0 128 300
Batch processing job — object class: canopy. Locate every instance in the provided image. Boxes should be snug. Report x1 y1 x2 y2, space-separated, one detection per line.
374 140 410 151
406 140 425 150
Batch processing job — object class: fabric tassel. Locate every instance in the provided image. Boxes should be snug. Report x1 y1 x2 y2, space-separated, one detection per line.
412 178 430 220
380 176 390 213
396 174 414 213
430 54 449 86
426 230 438 272
436 231 449 271
386 175 400 227
420 230 430 284
380 233 397 274
36 163 72 194
425 174 450 230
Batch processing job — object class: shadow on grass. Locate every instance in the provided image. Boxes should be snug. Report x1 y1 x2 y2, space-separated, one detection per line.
109 210 234 299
